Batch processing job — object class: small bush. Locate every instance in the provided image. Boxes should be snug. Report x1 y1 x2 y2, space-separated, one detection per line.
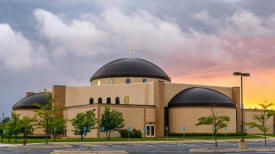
168 132 247 137
119 129 142 138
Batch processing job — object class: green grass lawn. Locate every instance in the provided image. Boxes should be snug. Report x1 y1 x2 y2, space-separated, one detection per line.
0 135 263 144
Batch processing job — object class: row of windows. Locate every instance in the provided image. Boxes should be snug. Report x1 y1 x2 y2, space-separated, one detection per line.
89 96 129 105
97 78 148 85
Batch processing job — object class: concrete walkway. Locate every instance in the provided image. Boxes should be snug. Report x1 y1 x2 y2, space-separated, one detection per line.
52 138 275 145
189 148 275 153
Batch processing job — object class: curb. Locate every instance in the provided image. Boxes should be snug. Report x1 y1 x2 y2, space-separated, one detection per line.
189 148 275 153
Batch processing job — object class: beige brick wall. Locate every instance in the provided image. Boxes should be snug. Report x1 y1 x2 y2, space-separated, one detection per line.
65 104 155 138
65 82 155 107
169 107 237 133
245 109 274 134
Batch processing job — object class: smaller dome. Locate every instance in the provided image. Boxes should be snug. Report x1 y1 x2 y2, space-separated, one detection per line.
12 93 50 110
168 87 235 108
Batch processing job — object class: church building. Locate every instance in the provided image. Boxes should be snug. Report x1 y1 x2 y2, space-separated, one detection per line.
12 57 274 137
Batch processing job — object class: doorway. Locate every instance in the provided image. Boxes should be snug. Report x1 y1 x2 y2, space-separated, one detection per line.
146 124 155 137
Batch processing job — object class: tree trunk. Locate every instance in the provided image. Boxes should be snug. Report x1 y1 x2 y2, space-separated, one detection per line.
214 132 217 148
46 120 48 144
81 134 83 141
264 128 267 148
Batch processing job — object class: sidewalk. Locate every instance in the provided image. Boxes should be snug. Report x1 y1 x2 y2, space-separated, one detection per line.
189 148 275 153
53 138 275 145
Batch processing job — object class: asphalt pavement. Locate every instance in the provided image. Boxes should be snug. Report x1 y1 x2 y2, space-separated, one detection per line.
0 141 275 154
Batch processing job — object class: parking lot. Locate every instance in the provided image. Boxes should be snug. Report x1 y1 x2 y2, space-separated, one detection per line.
0 141 275 154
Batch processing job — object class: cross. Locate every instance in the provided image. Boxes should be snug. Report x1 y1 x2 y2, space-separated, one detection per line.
128 44 133 57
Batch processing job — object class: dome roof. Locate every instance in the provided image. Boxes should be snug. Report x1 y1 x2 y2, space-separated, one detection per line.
168 87 235 108
12 93 50 110
90 58 170 81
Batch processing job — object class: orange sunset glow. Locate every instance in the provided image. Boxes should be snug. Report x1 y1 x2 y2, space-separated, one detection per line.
172 69 275 109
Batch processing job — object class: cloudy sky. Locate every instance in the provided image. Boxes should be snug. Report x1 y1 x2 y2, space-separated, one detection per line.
1 0 275 116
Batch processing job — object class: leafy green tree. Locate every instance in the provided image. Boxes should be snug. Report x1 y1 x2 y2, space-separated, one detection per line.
2 117 10 123
34 92 63 144
4 112 21 142
0 123 4 142
4 121 13 142
49 115 66 138
99 106 124 140
196 109 230 148
71 110 97 141
246 103 275 147
18 116 35 139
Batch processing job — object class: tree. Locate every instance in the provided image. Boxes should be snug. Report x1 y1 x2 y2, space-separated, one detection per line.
49 115 66 139
34 92 63 144
71 110 97 141
18 116 35 139
2 117 10 123
246 103 275 147
99 106 124 140
0 123 4 142
3 112 21 142
196 108 230 148
4 121 13 142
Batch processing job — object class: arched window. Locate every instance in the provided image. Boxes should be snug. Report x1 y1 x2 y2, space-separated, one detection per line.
124 96 129 104
109 79 114 84
142 79 147 83
107 97 111 104
125 78 131 84
89 98 94 104
98 97 102 104
115 97 120 104
97 80 101 86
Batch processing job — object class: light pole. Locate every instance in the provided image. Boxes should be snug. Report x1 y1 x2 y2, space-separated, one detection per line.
233 72 250 143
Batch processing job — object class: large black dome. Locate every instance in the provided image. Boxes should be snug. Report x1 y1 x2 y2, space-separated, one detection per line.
12 93 50 110
90 58 170 81
168 87 235 108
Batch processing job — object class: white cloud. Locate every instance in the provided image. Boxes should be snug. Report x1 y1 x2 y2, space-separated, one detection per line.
34 9 107 56
0 24 47 70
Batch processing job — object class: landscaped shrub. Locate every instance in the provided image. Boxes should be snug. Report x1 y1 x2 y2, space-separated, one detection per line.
119 129 142 138
168 132 248 137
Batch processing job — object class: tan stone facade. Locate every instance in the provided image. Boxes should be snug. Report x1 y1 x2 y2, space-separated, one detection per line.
169 107 236 133
244 109 274 134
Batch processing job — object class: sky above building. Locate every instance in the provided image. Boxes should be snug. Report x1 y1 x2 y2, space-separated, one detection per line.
0 0 275 116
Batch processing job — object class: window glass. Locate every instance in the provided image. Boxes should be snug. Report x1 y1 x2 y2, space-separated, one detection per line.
146 126 150 136
142 79 147 83
89 98 94 104
125 78 131 84
107 97 111 104
124 96 129 104
115 97 120 104
97 80 101 86
109 79 114 84
151 126 155 136
98 97 102 104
